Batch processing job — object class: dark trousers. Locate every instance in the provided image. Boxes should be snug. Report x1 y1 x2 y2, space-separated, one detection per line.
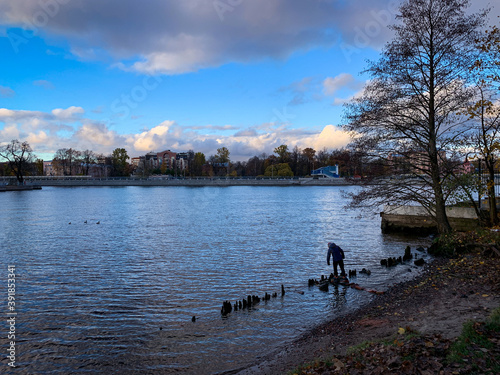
333 260 346 277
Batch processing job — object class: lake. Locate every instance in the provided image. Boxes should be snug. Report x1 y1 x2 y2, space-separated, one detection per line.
0 186 431 374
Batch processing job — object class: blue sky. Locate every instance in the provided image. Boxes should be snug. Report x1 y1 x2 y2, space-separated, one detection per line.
0 0 497 161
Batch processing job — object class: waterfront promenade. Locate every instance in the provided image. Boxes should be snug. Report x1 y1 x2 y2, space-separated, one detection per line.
1 176 351 187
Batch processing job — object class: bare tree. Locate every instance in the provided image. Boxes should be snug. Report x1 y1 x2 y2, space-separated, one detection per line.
465 23 500 225
343 0 487 234
52 148 82 176
81 149 97 176
0 140 36 184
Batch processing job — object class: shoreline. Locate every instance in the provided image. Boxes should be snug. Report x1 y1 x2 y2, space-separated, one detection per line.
1 177 352 187
236 251 500 374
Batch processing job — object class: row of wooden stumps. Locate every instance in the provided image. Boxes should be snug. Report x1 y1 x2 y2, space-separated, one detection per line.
221 284 285 316
308 273 351 291
347 268 371 277
308 273 349 286
380 246 426 267
307 267 372 286
309 273 385 295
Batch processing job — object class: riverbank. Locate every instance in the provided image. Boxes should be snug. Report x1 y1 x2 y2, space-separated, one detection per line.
0 185 41 192
237 248 500 374
1 176 351 187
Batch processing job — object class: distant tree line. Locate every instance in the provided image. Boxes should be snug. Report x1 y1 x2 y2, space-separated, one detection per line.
0 139 377 181
0 144 131 182
209 145 371 178
142 145 372 178
50 147 130 177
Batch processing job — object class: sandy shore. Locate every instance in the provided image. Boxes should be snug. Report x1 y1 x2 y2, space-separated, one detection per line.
235 251 500 374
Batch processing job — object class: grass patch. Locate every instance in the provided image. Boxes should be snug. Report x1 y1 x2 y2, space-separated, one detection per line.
346 340 372 355
287 358 333 375
289 309 499 375
485 306 500 331
447 307 500 373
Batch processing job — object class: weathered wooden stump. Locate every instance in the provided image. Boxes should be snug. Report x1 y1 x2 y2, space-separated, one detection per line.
319 282 329 292
414 258 425 266
221 301 233 315
403 245 413 261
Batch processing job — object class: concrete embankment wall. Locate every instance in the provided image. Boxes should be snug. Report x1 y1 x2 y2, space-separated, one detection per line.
381 205 480 234
18 177 350 187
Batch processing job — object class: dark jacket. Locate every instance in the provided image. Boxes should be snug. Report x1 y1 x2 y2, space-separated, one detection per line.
327 243 345 263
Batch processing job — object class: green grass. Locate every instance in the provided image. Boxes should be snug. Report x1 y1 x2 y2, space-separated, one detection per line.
346 340 373 355
287 358 333 375
485 306 500 331
447 307 500 373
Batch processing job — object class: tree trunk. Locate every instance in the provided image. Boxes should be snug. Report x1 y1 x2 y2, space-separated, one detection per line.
428 36 452 235
434 186 452 234
487 160 498 225
430 148 451 233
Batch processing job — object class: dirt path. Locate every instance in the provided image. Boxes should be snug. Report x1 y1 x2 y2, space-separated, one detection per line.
236 252 500 374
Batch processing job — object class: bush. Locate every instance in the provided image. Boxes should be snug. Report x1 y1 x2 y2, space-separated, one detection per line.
428 230 500 257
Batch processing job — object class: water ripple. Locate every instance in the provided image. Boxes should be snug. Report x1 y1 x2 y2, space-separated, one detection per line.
0 186 431 374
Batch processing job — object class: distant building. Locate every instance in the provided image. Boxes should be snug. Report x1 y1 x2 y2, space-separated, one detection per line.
144 152 158 169
176 152 191 171
131 157 141 168
43 161 55 176
388 150 447 175
157 150 176 170
460 158 474 174
311 165 339 178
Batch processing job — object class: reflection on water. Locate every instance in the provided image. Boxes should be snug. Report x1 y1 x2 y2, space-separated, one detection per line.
0 186 431 374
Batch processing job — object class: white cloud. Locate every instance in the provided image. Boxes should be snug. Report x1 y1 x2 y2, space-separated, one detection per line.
322 73 368 106
0 108 47 121
0 85 15 97
132 121 174 151
52 106 85 119
0 108 16 118
26 130 49 145
323 73 365 96
300 124 352 150
0 105 352 160
0 124 20 141
74 122 123 148
324 74 355 96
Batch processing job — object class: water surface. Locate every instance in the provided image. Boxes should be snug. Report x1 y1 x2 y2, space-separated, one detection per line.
0 186 431 374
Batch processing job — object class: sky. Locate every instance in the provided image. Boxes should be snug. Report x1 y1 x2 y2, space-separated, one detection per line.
0 0 498 161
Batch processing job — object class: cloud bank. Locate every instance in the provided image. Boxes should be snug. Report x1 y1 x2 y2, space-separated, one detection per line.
0 0 406 74
0 106 351 160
